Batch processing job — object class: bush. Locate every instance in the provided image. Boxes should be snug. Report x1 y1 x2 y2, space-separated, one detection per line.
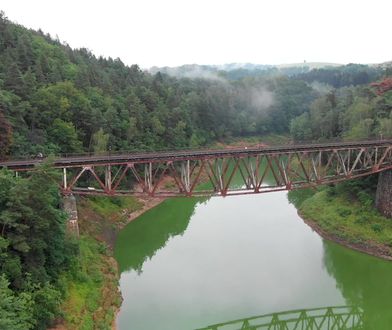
325 186 337 198
355 214 370 225
111 197 123 207
357 191 373 209
371 223 383 233
337 207 352 217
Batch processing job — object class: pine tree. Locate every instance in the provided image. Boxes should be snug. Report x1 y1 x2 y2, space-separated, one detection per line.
4 63 25 96
0 108 12 159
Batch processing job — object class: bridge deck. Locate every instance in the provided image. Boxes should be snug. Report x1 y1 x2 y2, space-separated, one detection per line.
1 139 391 197
1 139 391 171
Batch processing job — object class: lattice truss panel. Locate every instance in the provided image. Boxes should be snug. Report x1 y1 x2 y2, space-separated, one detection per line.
62 145 392 197
196 306 363 330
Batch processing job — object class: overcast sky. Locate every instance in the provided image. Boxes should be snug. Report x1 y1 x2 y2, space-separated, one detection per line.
1 0 391 68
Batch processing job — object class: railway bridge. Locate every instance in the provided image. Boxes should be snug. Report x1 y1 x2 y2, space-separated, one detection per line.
1 139 391 216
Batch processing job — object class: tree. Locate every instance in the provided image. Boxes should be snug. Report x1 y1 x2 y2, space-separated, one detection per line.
47 119 82 154
0 108 12 159
0 165 77 328
91 128 109 153
290 113 312 141
0 275 35 330
378 112 392 139
4 63 25 96
345 118 374 139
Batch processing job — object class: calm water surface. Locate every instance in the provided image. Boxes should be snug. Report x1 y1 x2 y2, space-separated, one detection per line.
115 190 392 329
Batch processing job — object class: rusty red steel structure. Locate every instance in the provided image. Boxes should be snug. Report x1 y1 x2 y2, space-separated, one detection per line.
1 140 392 197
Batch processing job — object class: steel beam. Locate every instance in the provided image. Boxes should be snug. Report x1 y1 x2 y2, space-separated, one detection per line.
1 140 391 197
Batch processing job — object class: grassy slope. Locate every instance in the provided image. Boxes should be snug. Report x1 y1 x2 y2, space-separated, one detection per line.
78 196 142 248
297 189 392 257
59 237 120 330
57 196 143 329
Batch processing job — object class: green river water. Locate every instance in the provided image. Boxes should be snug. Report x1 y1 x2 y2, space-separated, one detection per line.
114 182 392 329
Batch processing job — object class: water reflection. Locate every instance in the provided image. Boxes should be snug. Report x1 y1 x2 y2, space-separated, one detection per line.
115 197 205 273
115 168 392 330
288 188 392 330
287 188 316 208
196 305 363 330
323 240 392 329
115 192 345 329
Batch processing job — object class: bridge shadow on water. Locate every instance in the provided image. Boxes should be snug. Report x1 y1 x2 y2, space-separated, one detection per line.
196 305 363 329
195 216 392 330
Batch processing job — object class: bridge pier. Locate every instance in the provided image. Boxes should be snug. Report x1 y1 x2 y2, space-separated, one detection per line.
62 194 80 236
376 170 392 218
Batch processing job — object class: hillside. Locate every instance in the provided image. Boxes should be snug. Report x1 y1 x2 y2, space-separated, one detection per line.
0 9 391 329
1 10 391 160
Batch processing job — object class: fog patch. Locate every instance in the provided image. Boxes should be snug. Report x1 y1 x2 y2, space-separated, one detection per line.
249 87 275 112
310 81 334 95
181 67 226 82
150 65 226 82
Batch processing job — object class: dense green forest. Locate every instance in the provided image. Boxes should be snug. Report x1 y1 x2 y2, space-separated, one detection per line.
0 165 78 329
290 78 392 141
0 10 391 329
0 11 390 160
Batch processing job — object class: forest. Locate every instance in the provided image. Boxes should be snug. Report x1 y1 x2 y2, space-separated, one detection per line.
1 11 390 160
0 10 391 329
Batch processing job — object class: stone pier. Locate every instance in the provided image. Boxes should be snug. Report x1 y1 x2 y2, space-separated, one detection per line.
62 194 80 236
376 170 392 218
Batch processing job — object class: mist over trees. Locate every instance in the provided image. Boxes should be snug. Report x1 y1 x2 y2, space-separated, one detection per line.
0 11 389 159
0 10 391 328
290 82 392 141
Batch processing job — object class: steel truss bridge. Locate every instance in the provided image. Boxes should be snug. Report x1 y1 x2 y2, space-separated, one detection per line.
196 306 363 330
1 140 391 197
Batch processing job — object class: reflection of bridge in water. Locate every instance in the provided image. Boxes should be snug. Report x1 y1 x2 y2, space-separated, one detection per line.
1 140 391 197
196 306 363 330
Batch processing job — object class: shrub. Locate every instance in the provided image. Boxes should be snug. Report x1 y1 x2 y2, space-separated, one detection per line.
355 214 370 225
325 186 337 198
357 191 373 209
371 223 383 233
337 207 352 217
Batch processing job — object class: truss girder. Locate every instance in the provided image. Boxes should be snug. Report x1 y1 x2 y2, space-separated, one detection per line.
196 306 363 330
58 144 392 197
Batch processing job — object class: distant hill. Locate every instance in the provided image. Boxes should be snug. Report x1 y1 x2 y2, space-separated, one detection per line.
376 61 392 69
276 62 342 69
149 62 344 80
149 63 273 75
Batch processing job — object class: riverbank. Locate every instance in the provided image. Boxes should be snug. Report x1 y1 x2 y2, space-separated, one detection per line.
53 195 166 330
55 134 290 329
293 188 392 261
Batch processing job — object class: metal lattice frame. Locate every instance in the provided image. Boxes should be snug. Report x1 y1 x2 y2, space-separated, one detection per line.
1 140 391 197
196 306 363 330
60 144 392 197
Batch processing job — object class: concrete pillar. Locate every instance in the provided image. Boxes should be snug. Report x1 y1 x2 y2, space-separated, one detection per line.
376 170 392 218
62 194 80 236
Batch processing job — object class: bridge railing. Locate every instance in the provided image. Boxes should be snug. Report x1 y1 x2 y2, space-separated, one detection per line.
3 138 392 163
